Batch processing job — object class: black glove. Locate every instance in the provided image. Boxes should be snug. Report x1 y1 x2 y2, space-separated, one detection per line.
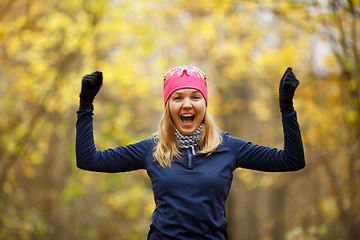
79 71 103 109
279 67 299 114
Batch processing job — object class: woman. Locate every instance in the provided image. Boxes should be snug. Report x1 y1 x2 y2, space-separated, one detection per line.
76 65 305 239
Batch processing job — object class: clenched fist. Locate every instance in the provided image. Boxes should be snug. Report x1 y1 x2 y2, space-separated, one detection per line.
79 71 103 109
279 67 299 114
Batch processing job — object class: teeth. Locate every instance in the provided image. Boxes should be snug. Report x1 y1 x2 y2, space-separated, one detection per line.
182 114 194 117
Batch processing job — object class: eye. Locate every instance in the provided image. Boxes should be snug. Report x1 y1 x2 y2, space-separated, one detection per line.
193 95 202 100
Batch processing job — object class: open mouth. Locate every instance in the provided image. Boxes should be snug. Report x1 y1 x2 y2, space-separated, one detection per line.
180 113 195 124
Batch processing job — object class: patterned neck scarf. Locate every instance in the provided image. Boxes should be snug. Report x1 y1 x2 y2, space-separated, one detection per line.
174 124 203 149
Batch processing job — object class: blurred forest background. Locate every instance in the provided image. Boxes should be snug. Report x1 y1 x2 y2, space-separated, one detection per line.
1 0 359 239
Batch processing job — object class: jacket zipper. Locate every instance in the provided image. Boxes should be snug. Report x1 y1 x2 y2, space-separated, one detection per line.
187 146 196 168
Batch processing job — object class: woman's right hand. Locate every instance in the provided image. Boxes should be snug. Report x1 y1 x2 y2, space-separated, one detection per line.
79 71 103 109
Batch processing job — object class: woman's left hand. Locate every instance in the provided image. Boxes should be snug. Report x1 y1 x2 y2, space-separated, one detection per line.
279 67 299 114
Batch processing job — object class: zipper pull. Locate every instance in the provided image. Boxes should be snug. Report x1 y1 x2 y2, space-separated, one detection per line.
187 148 192 168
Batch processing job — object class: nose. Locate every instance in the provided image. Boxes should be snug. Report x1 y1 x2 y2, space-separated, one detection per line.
183 97 193 108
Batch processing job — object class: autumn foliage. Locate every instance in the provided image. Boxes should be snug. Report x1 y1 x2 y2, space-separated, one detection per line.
1 0 359 239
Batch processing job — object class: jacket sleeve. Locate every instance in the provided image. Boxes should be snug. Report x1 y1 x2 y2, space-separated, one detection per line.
75 105 150 172
230 110 305 172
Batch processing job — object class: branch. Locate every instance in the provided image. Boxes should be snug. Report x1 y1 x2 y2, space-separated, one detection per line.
348 0 360 73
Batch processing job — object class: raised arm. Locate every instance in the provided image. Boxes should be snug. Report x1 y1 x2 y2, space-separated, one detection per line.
232 67 305 172
76 72 148 172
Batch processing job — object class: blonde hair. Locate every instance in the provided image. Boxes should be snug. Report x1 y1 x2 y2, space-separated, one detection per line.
153 103 223 168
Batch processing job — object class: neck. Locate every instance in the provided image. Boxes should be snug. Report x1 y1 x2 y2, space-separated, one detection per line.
174 124 203 149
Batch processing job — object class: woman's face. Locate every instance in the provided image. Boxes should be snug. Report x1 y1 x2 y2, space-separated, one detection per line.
168 88 206 135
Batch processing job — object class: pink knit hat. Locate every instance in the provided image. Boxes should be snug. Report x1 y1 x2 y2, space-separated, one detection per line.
163 65 208 106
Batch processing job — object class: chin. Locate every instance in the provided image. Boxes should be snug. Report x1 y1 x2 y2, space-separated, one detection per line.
179 128 195 135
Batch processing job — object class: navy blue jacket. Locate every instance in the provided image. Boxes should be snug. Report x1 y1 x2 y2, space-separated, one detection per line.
76 106 305 239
